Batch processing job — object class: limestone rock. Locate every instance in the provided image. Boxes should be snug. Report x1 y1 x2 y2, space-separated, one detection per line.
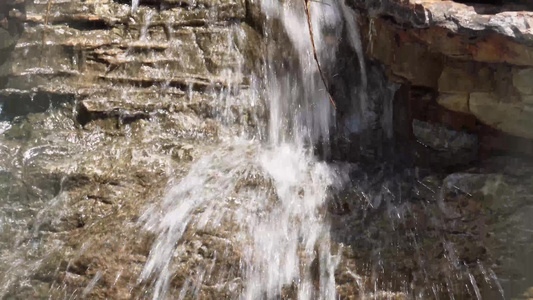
438 65 494 93
330 156 533 299
0 0 266 298
513 68 533 95
353 0 533 139
470 92 533 139
357 0 533 47
437 93 470 114
522 94 533 104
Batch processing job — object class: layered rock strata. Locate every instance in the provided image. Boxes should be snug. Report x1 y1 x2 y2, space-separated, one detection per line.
351 0 533 154
1 0 533 299
0 0 265 298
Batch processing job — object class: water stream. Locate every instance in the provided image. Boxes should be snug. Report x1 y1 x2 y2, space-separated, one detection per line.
138 1 355 298
1 0 533 298
126 0 527 299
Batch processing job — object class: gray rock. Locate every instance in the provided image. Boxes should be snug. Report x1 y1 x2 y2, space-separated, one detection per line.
0 28 14 50
412 119 478 152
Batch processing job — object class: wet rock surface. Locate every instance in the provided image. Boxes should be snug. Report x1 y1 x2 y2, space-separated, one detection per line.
0 0 265 298
1 0 533 299
330 156 533 299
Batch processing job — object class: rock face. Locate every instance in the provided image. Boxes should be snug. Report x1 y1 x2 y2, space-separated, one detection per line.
351 0 533 140
330 156 533 299
1 0 533 299
0 0 265 298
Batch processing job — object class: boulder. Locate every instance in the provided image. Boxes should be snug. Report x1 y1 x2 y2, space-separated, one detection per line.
436 93 470 114
470 92 533 139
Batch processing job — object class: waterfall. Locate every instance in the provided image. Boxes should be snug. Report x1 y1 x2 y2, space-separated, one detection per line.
138 0 364 299
132 0 139 14
0 0 528 297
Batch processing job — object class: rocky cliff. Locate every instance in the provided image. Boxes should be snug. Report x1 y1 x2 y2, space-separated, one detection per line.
1 0 533 299
350 0 533 156
0 0 265 298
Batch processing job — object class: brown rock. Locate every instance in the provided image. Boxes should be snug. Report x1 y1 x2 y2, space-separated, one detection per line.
438 64 494 93
390 42 442 88
356 0 533 138
513 68 533 95
437 93 470 114
470 92 533 139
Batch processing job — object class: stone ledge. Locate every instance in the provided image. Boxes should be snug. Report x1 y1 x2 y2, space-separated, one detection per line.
355 0 533 45
353 0 533 140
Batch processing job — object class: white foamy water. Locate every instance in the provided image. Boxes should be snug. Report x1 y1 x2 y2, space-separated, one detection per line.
139 140 341 299
139 0 363 298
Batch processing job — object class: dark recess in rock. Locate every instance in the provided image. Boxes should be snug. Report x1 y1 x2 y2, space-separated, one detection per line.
76 102 150 127
0 92 74 121
64 20 113 31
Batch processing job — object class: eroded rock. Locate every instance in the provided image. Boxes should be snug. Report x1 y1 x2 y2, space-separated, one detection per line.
329 156 533 299
0 0 265 298
352 0 533 140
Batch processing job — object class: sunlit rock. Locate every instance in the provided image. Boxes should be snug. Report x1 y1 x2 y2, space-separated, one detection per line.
353 0 533 139
437 93 470 114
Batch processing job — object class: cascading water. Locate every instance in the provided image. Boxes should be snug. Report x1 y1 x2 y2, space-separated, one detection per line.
138 0 366 298
2 0 529 298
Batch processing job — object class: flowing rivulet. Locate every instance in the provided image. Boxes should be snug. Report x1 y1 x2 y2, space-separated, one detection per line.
138 0 367 298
